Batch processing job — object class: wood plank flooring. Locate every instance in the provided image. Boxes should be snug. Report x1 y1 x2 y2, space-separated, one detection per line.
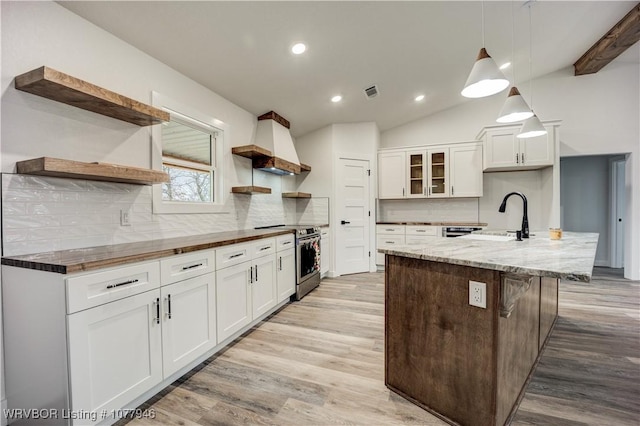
121 268 639 426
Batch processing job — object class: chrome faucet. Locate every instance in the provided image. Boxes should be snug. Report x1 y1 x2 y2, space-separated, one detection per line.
498 192 529 239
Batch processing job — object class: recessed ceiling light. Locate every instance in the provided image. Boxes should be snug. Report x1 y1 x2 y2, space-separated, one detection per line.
499 62 511 70
291 43 306 55
415 95 425 102
331 95 342 103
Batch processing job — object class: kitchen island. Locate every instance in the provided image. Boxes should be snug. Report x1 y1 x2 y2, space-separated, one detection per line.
380 232 598 426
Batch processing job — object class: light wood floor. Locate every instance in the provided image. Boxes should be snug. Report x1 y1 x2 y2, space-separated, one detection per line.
122 267 640 426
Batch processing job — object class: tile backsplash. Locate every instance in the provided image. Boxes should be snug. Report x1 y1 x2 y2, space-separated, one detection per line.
377 198 479 223
1 173 305 256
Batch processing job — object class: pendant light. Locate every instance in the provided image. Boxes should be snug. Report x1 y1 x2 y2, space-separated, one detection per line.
518 2 547 139
461 1 509 98
496 1 533 123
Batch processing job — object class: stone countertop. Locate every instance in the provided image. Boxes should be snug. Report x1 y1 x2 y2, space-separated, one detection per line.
1 229 294 274
377 222 488 226
379 232 599 282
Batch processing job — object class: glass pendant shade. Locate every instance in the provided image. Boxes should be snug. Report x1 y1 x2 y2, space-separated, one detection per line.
496 87 534 123
517 114 547 138
461 48 510 98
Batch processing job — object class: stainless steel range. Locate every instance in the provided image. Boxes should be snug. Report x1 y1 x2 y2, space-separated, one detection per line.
255 225 321 300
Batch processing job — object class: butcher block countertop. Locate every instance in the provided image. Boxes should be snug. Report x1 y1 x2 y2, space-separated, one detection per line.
377 222 488 226
1 229 294 274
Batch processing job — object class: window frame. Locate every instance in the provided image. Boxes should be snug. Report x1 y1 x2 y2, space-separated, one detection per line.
151 92 228 214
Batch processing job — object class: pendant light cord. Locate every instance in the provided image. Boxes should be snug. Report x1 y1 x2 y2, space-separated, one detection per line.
511 0 516 83
481 1 485 46
529 3 534 109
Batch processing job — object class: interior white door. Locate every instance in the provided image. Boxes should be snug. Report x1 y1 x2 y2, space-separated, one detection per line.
612 159 625 268
335 157 370 275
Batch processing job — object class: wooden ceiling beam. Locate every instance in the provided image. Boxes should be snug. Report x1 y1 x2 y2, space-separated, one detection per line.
574 2 640 76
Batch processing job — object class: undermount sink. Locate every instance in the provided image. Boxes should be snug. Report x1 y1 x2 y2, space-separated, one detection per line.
459 234 516 242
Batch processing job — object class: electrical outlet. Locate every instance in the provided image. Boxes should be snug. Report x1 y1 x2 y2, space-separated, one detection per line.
120 209 132 226
469 280 486 309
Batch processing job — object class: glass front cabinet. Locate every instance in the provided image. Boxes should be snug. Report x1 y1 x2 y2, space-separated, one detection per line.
405 148 449 198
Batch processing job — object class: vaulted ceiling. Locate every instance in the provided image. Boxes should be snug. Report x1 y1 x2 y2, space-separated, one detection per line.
59 1 639 137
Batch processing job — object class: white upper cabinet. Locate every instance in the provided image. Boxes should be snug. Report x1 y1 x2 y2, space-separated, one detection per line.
427 148 449 198
449 142 483 197
480 122 558 172
378 150 406 199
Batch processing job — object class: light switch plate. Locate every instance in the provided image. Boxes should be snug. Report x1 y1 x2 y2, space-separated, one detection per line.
120 209 132 226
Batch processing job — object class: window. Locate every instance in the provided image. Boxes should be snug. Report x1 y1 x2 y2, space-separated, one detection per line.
152 93 227 214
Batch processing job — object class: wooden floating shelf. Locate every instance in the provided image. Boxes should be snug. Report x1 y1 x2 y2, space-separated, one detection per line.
231 186 272 195
14 66 169 126
231 145 272 159
282 192 312 198
299 163 312 172
16 157 169 185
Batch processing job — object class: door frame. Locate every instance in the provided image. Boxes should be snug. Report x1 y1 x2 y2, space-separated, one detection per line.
333 151 376 276
610 157 626 268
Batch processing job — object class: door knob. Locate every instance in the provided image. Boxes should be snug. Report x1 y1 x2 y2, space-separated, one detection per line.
341 220 351 225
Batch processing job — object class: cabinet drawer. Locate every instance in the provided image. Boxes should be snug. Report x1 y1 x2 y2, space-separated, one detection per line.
66 261 160 314
406 225 439 236
376 235 405 247
216 242 252 270
160 249 215 286
376 225 405 235
276 234 295 252
406 235 438 245
252 238 276 259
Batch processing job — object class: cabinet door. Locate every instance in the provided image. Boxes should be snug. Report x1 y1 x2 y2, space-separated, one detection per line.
520 131 554 167
450 143 483 197
216 262 252 342
67 290 162 422
378 151 406 199
161 273 216 377
427 148 449 197
252 254 277 318
276 248 296 302
376 235 405 265
406 150 427 198
484 130 519 170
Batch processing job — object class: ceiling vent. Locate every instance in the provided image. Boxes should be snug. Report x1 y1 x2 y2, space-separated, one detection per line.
364 85 379 99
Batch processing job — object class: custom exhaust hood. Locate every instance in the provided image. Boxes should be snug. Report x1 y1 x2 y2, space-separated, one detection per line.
232 111 311 176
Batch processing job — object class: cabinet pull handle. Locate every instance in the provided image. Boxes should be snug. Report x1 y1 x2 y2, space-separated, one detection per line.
403 188 405 197
521 153 525 164
452 186 454 196
385 241 394 244
279 256 282 271
167 294 172 319
423 187 426 195
516 153 519 164
155 297 160 324
249 267 253 284
229 252 244 259
428 187 431 196
260 246 270 251
385 228 394 231
416 229 426 232
181 263 203 271
106 278 139 289
282 241 291 246
255 265 258 281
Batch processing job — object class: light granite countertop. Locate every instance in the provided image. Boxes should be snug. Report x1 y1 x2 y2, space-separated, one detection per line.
379 231 599 282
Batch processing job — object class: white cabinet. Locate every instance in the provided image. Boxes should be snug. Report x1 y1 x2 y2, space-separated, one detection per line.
67 290 163 423
379 143 481 199
216 260 252 341
378 150 406 199
449 142 483 197
215 237 284 342
376 225 406 265
320 227 330 278
481 124 555 171
160 273 216 377
277 234 296 301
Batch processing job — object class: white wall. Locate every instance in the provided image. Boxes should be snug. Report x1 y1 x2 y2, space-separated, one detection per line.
380 45 640 279
0 1 5 422
560 156 611 266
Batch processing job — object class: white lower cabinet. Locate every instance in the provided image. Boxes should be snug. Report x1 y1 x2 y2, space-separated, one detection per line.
67 290 163 422
251 253 277 319
160 273 216 377
277 247 296 302
216 261 252 342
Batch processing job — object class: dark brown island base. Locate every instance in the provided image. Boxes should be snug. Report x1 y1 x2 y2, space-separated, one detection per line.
381 232 599 426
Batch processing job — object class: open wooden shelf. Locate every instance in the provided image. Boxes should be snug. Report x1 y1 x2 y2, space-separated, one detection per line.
231 186 272 195
14 66 169 126
16 157 169 185
300 163 312 172
231 145 272 159
282 192 312 198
